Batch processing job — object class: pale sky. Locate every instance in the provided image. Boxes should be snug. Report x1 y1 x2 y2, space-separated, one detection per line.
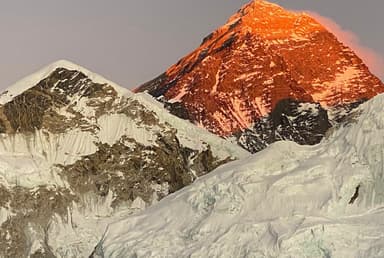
0 0 382 90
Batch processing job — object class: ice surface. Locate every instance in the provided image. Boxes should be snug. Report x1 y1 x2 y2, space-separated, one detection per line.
97 93 384 258
0 129 98 188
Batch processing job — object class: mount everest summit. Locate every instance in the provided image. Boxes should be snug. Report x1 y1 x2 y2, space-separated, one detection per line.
137 0 383 153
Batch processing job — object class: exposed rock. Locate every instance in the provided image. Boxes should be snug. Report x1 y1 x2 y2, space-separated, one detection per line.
236 99 332 152
349 185 360 204
0 68 120 134
136 0 384 152
117 99 160 127
0 186 75 258
59 131 223 208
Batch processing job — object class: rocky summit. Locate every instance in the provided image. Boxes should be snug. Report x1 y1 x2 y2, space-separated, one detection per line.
136 0 384 152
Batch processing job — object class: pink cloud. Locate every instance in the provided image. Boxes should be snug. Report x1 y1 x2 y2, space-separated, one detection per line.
304 11 384 79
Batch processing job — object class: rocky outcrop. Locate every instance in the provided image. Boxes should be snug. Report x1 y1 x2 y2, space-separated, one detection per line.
236 99 332 153
59 132 223 209
0 185 75 258
0 68 118 134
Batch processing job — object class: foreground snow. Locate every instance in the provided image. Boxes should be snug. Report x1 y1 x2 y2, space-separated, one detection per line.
96 94 384 258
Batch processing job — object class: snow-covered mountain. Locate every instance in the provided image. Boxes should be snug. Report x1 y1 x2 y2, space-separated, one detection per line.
0 60 247 258
95 90 384 258
1 2 383 257
136 0 384 153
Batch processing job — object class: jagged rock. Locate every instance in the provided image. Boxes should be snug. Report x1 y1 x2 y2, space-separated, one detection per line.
236 99 332 152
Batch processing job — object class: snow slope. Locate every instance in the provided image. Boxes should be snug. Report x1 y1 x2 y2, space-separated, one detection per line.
96 93 384 258
0 61 247 190
131 93 248 160
0 61 248 258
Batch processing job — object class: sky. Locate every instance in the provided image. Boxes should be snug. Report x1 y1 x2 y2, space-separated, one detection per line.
0 0 382 90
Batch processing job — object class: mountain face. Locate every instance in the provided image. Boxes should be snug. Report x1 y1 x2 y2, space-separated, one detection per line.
0 61 247 258
136 0 384 152
95 92 384 258
1 2 383 257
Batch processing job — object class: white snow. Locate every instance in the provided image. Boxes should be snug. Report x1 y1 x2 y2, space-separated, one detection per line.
0 109 164 189
0 129 98 188
211 68 221 94
0 207 11 226
47 193 145 258
0 60 131 105
131 93 249 160
97 113 159 146
234 71 260 82
312 66 362 105
98 93 384 258
297 102 319 115
170 85 188 102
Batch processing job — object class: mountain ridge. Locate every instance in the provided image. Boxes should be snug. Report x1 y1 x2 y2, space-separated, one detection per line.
0 61 247 257
136 0 383 152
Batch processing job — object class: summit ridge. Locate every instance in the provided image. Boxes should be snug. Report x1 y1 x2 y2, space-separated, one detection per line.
227 0 326 40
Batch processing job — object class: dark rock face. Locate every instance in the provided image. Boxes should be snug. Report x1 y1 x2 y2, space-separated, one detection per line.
236 99 332 153
4 89 52 132
136 72 168 97
1 68 117 134
164 101 191 121
59 131 223 208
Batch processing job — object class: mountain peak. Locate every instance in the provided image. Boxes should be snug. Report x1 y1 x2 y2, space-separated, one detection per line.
137 0 383 142
0 60 130 105
226 0 325 40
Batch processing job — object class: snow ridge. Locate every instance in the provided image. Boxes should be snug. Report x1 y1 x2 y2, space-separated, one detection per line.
0 60 131 105
97 93 384 258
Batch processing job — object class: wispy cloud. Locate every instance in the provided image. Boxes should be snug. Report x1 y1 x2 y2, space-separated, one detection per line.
304 11 384 79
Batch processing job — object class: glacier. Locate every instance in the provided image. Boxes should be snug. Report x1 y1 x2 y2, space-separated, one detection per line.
95 93 384 258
